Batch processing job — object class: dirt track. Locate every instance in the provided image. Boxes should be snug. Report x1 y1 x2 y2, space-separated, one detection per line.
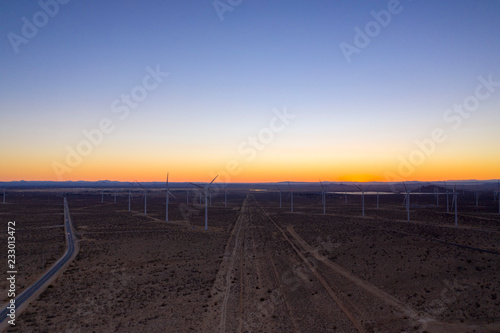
3 190 500 332
201 194 500 333
203 195 408 332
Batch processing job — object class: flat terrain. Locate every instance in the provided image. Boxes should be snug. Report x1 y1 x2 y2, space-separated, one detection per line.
1 189 499 332
0 192 66 303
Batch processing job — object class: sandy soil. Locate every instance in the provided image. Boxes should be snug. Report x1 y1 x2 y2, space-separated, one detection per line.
1 189 499 332
0 192 66 303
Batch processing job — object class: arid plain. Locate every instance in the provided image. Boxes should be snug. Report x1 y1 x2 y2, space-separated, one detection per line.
1 188 499 332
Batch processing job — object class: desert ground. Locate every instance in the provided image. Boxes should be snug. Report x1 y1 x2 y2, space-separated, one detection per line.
1 187 499 332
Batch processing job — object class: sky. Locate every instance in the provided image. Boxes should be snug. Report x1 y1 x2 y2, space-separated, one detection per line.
1 0 499 183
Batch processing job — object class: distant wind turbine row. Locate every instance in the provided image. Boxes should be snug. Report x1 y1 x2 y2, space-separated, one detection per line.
61 178 500 230
269 181 473 226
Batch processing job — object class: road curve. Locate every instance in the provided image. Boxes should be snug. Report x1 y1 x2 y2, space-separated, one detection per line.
0 198 79 332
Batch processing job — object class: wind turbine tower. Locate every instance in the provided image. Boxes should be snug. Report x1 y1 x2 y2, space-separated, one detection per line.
288 182 294 213
452 185 458 226
166 173 170 222
190 175 218 230
475 182 479 207
497 180 500 215
341 184 348 204
435 186 439 207
128 190 131 211
353 184 365 217
319 180 326 215
136 181 147 216
165 173 176 222
275 186 282 209
444 181 449 213
166 174 169 221
403 182 410 222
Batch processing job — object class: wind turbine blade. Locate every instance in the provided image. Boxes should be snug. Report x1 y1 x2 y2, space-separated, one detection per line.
135 181 146 191
189 182 204 190
209 175 218 185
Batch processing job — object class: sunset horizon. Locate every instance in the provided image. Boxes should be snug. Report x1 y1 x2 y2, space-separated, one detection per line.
2 2 499 184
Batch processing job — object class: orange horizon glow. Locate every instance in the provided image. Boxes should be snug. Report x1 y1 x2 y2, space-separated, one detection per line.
1 149 499 184
1 172 498 184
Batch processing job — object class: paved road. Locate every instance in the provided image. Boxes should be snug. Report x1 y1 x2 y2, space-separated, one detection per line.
0 198 79 331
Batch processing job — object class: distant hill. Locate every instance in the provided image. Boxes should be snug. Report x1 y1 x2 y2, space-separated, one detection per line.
0 180 498 191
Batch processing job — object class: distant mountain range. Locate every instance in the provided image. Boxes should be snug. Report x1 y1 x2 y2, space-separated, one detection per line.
0 180 498 191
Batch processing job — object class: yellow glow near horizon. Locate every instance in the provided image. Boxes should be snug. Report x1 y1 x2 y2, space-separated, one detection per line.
1 157 499 183
1 144 499 183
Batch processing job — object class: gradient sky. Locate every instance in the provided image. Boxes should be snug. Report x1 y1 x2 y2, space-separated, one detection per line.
1 0 499 182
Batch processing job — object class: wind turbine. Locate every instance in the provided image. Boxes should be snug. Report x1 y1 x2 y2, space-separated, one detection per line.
496 180 500 215
353 184 365 217
341 184 348 204
444 181 449 213
497 187 500 215
475 182 479 208
128 190 131 211
2 188 5 204
402 182 410 222
319 180 326 215
435 186 439 207
275 186 282 208
101 189 104 203
189 175 218 230
452 184 458 226
135 181 147 216
288 182 294 213
224 187 228 208
165 173 176 222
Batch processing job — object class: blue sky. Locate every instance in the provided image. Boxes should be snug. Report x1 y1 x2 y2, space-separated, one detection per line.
1 0 499 181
